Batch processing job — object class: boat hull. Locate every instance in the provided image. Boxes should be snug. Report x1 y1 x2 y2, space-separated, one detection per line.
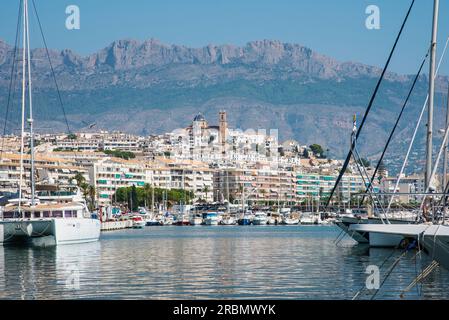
252 218 267 225
189 218 203 225
204 219 218 226
0 218 100 246
238 218 252 226
146 221 162 226
174 221 190 226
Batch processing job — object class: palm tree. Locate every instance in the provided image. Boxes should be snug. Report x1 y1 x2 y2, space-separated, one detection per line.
202 185 210 203
143 183 152 208
73 172 86 187
87 185 96 211
259 189 267 206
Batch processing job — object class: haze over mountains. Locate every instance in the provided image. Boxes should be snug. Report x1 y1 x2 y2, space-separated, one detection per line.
0 38 446 165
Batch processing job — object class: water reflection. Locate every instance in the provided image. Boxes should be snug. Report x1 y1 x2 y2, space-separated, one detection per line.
0 226 448 300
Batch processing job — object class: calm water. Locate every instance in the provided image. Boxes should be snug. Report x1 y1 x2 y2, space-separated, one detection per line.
0 225 448 300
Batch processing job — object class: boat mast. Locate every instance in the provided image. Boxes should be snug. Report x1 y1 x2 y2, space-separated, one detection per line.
25 0 35 206
443 85 449 191
18 0 27 213
425 0 439 190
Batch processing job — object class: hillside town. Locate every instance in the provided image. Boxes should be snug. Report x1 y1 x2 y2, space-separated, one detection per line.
0 111 432 212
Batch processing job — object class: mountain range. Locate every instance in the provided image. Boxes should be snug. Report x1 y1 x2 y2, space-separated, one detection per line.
0 38 447 168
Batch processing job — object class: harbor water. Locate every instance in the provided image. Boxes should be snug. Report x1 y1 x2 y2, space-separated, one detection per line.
1 225 448 300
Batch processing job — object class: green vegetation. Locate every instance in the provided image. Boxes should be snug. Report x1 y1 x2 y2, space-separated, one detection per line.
358 157 371 168
72 172 96 211
67 133 77 140
114 184 194 210
104 149 136 160
309 144 325 158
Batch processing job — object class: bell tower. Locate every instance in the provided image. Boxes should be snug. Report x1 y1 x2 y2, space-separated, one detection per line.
219 111 227 154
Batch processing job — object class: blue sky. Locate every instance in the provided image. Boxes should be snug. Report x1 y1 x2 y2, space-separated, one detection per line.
1 0 449 75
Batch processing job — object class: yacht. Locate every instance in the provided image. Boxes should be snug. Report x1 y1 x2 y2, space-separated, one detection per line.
237 212 253 225
282 212 300 225
0 0 101 246
267 212 281 225
131 216 146 229
174 214 190 226
0 198 100 246
252 212 268 225
189 213 203 226
348 223 449 270
220 214 236 225
203 212 219 226
300 212 321 225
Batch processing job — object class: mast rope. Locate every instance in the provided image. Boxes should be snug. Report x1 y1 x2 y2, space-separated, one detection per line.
364 48 430 202
0 0 23 161
30 0 71 134
326 0 416 209
387 37 449 214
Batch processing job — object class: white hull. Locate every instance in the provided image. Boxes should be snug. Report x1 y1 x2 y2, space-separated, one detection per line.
204 218 219 226
348 223 449 270
0 218 100 246
189 217 203 225
283 219 299 225
253 218 267 225
368 232 405 247
337 215 417 247
132 221 146 229
220 217 236 225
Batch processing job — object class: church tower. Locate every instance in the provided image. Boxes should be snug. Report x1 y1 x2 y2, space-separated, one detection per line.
219 111 227 154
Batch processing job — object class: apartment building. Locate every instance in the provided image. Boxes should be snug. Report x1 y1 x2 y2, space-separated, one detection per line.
53 131 143 152
89 157 214 206
89 157 147 206
0 153 88 194
213 164 297 205
296 171 380 202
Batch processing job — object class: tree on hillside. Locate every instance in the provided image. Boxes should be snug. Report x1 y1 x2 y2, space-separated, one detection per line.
358 158 371 168
309 144 325 158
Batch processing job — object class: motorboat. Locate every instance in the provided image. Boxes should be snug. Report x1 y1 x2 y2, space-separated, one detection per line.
237 212 253 225
189 213 203 226
282 212 300 225
131 216 146 228
300 212 321 225
220 214 236 225
203 212 219 226
252 212 268 225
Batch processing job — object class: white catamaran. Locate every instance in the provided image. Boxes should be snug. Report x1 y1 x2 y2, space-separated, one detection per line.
0 0 100 246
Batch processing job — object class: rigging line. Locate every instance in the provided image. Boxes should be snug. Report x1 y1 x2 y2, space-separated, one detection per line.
419 109 449 213
30 0 71 134
364 48 430 199
352 143 386 220
387 37 449 214
352 248 398 300
19 0 28 214
350 130 386 216
1 0 23 160
371 250 408 300
325 0 416 209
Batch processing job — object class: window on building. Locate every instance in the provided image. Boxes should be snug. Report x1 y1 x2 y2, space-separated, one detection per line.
53 211 63 218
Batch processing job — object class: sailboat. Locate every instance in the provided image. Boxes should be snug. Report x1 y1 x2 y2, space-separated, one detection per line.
338 0 449 271
0 0 101 246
